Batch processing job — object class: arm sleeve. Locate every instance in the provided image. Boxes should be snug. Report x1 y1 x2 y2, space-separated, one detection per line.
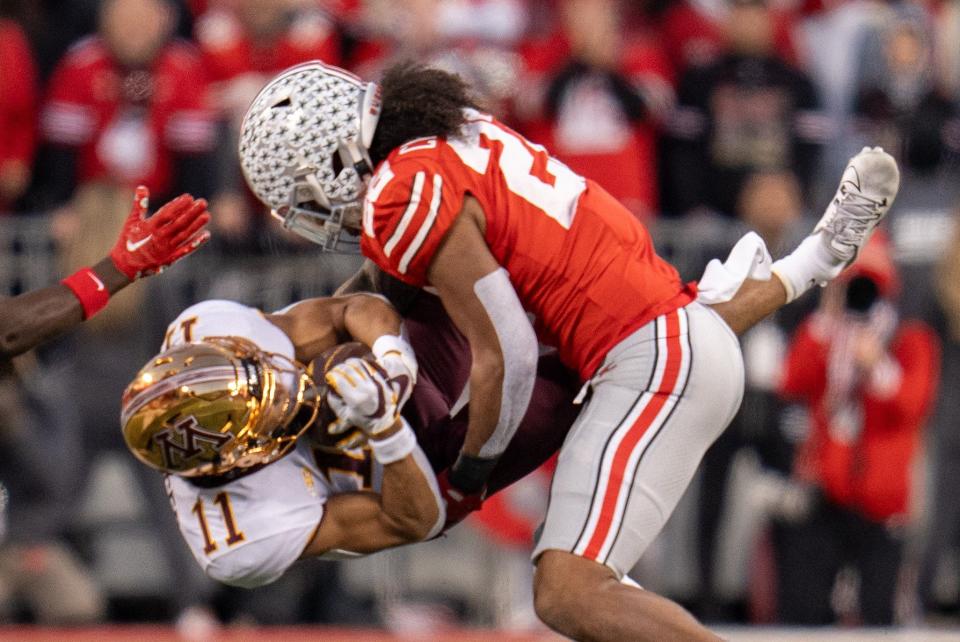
362 154 465 287
41 56 97 148
472 268 538 460
29 51 91 207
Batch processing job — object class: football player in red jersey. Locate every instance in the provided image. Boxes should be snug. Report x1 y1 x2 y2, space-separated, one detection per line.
239 62 899 641
0 186 209 360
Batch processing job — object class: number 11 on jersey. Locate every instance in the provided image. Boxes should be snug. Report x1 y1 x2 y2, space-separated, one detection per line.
192 491 245 555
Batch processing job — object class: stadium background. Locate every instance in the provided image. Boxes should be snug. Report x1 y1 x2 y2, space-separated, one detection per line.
0 0 959 639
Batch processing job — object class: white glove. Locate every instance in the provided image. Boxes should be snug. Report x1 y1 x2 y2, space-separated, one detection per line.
325 357 401 438
371 334 417 407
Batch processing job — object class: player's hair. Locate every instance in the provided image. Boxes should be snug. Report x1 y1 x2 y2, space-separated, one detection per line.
369 62 477 165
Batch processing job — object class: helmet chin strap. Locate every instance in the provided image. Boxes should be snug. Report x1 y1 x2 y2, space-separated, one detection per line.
340 137 373 179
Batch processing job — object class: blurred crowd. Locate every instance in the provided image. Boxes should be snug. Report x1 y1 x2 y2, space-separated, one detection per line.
0 0 960 633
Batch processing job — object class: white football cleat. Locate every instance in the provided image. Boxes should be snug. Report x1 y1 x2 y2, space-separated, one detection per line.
814 146 900 266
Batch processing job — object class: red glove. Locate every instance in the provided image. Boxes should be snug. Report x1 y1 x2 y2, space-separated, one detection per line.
110 186 211 280
436 469 484 531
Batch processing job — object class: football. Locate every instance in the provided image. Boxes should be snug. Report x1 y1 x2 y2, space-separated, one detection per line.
307 341 374 449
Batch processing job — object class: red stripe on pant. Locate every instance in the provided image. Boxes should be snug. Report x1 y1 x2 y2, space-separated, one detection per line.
581 310 684 561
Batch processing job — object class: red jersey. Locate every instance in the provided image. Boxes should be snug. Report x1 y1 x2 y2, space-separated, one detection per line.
515 27 674 218
195 9 340 84
41 37 215 196
0 20 38 211
781 317 940 520
361 111 696 380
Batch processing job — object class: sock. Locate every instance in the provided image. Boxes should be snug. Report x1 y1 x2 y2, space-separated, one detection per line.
771 234 843 303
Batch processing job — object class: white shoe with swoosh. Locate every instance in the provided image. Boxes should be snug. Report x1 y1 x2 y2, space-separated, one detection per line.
814 146 900 266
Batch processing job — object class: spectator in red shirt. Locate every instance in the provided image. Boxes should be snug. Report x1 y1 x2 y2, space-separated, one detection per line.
516 0 670 219
194 0 340 243
34 0 217 210
196 0 339 122
0 19 39 213
344 0 527 113
774 233 940 625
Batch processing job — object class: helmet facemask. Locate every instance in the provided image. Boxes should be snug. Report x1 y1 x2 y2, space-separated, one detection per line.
121 337 320 478
240 62 381 252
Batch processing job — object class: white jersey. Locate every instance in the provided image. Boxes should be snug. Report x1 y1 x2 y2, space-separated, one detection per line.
162 300 377 588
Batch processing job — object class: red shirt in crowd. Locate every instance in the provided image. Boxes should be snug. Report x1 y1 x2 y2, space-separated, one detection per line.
0 20 39 212
781 316 939 522
41 37 216 197
516 27 672 219
195 8 340 84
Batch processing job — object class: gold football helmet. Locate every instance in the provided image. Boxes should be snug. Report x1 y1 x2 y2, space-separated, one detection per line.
121 337 320 478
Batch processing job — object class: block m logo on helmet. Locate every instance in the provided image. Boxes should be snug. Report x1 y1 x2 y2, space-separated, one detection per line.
153 416 232 470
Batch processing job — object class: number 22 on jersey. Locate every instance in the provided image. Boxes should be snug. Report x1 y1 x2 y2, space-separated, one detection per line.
192 491 245 555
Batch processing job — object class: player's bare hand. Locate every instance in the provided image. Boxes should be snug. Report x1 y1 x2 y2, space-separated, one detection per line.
325 357 401 438
109 186 212 280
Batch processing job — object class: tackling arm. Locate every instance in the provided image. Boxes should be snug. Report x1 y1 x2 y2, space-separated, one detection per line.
335 260 424 315
426 198 538 490
0 187 209 360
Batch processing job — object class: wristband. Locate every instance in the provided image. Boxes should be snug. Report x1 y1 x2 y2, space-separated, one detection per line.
449 452 498 494
369 420 417 464
62 267 110 320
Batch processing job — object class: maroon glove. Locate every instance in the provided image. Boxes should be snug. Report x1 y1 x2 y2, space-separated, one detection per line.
436 469 484 531
110 186 211 280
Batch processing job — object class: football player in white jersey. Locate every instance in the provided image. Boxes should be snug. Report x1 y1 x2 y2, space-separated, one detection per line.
122 296 444 588
122 289 584 588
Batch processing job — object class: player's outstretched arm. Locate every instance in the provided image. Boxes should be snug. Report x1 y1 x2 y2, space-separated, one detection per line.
302 359 443 556
426 198 538 518
0 187 209 359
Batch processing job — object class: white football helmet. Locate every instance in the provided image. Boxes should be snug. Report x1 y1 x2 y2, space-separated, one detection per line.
239 62 381 251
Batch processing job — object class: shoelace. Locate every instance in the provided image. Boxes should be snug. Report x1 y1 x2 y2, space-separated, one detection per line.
829 188 886 244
